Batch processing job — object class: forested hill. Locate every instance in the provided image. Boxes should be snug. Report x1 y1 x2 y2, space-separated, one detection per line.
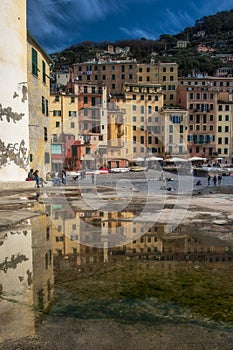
51 9 233 76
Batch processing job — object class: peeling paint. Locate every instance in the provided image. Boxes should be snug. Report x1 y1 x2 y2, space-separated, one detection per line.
21 84 27 102
0 139 29 170
0 103 25 123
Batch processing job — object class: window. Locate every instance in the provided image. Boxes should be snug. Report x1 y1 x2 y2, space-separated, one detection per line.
225 126 229 132
140 95 144 101
112 74 115 80
218 126 222 132
42 60 46 84
132 94 136 100
42 96 46 114
140 106 144 113
132 105 137 111
71 96 75 103
69 111 76 117
71 122 75 128
44 127 48 141
53 110 61 116
32 48 38 76
133 125 136 131
218 115 222 121
56 121 60 127
44 152 50 164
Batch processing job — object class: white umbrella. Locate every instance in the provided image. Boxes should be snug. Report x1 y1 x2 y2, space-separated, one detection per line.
132 157 144 162
189 156 206 161
146 156 163 161
165 157 188 163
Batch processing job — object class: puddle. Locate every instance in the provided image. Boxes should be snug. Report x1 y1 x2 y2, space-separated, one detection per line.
1 197 233 347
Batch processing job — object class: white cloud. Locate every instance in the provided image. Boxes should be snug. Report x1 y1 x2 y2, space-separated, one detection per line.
120 27 157 40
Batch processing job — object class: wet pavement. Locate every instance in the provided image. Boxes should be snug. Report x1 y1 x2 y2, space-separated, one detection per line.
1 170 233 349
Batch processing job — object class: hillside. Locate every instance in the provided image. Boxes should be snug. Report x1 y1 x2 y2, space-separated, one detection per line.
50 9 233 76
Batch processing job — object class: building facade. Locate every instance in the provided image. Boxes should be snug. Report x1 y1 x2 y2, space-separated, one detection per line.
116 82 164 160
27 33 52 178
70 60 137 96
0 0 29 182
137 62 178 106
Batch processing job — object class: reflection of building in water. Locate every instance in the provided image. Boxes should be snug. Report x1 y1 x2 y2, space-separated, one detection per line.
123 223 164 256
49 203 233 267
161 226 233 262
0 207 54 343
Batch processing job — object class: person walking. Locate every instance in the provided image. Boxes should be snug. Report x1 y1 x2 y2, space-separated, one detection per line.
217 174 222 186
91 172 95 184
207 175 211 186
212 175 217 186
62 169 67 185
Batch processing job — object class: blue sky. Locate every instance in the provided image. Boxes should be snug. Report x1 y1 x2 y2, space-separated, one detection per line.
27 0 233 53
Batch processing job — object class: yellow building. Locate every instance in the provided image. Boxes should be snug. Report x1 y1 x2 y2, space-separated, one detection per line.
116 82 164 159
216 92 233 162
161 107 188 157
137 62 178 106
27 33 52 178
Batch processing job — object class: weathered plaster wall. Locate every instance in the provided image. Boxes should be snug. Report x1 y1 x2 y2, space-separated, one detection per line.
0 1 29 181
27 36 52 178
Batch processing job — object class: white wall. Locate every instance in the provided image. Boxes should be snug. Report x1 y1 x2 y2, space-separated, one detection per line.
0 1 29 181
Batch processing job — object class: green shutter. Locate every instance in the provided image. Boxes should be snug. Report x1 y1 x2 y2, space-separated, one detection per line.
32 48 38 76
